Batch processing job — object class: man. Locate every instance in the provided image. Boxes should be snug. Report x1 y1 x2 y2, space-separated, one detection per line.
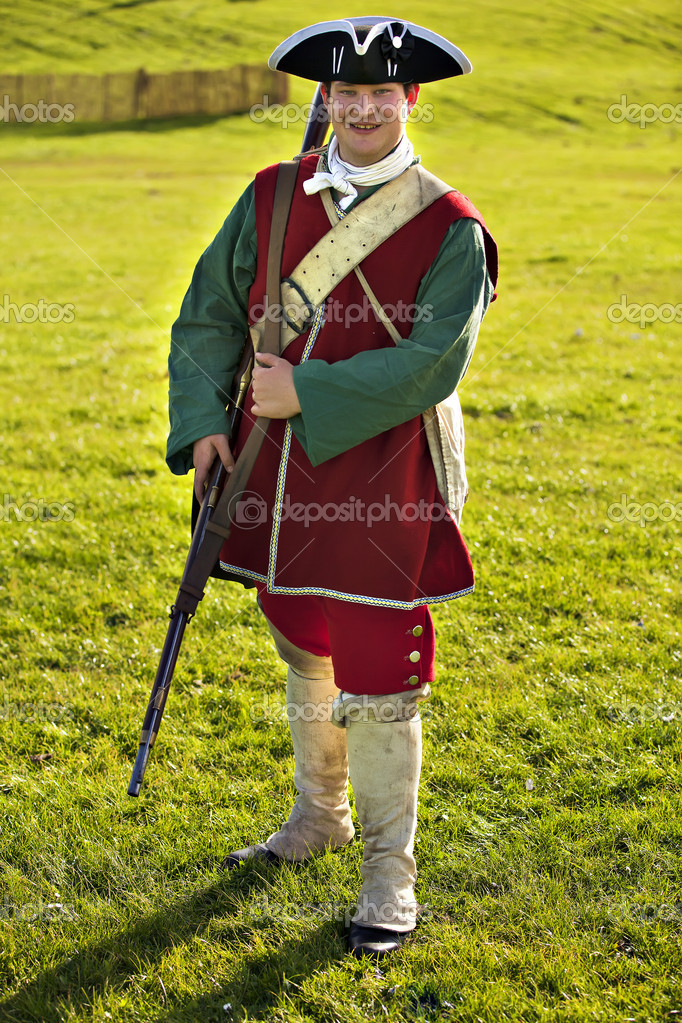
167 17 498 959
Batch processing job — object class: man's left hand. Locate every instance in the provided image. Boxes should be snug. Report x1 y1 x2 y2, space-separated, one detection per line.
251 352 302 419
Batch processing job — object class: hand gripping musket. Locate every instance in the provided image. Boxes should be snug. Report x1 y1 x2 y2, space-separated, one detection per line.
127 90 329 797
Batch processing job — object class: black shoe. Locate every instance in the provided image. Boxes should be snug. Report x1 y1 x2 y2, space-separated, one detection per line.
221 843 281 870
348 922 406 960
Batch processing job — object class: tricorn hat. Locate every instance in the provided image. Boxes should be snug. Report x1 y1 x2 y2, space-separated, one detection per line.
268 17 472 84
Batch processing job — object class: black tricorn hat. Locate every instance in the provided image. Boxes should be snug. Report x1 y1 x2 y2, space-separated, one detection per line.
268 17 472 84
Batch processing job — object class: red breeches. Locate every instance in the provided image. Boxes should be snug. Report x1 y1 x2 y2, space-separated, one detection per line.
257 587 436 695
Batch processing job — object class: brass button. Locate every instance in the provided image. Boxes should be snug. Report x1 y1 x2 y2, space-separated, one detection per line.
408 675 419 685
412 625 423 637
409 651 420 663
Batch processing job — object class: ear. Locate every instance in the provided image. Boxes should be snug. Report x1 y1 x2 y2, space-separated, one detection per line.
406 83 420 113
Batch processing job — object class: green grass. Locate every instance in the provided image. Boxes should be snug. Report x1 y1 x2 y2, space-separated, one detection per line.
1 0 681 1020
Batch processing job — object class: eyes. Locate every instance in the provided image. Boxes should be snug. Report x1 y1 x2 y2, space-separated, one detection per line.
334 88 397 99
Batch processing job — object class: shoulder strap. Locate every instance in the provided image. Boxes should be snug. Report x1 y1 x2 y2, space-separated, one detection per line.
263 160 299 356
291 163 452 297
178 160 298 609
318 164 490 348
319 186 402 344
248 162 453 357
319 167 475 517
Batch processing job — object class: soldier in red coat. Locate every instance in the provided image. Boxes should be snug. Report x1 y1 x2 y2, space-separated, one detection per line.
168 17 498 959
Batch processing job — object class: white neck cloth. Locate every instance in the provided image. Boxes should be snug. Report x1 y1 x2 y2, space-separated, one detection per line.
303 133 415 210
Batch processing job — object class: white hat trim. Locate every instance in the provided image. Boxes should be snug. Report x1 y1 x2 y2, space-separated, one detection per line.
268 18 473 76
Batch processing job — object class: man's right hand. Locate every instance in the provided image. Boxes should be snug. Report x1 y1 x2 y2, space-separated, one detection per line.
192 434 234 502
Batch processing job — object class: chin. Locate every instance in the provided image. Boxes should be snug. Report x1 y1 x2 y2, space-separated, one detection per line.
338 133 398 166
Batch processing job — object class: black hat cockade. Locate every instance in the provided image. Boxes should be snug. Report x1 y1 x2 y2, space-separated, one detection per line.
268 17 472 85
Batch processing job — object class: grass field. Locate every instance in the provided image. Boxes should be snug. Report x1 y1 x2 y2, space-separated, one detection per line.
1 1 681 1020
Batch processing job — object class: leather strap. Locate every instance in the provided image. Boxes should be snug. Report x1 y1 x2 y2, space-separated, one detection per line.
264 163 299 357
175 160 298 614
320 186 403 344
249 161 454 357
319 171 468 515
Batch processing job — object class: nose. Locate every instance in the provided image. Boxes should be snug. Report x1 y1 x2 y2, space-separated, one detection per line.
350 91 377 121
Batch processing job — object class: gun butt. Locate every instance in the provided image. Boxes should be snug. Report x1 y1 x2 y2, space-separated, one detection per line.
128 743 151 797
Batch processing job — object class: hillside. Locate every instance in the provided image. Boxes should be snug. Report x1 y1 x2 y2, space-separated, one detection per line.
2 0 681 135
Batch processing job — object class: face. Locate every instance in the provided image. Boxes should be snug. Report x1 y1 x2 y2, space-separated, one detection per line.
322 81 420 167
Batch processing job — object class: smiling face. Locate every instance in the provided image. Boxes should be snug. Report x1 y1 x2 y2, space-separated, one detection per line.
322 81 420 167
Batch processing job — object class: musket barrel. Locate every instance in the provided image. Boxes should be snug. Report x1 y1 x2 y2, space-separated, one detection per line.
127 609 188 795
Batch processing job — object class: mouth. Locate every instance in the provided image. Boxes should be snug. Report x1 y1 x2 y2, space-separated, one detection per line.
348 123 381 132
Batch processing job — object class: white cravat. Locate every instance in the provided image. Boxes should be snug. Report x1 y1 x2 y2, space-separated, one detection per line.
303 133 415 210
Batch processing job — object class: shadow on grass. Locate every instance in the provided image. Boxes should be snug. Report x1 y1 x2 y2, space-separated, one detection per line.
0 864 348 1023
157 921 345 1023
0 113 244 139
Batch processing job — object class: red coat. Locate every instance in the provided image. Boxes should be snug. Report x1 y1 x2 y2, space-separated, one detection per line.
219 154 494 609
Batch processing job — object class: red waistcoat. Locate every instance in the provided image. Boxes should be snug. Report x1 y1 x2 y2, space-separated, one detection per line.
219 153 497 608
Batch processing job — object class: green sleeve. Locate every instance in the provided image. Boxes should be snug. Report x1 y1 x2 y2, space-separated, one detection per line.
166 182 257 476
289 217 493 466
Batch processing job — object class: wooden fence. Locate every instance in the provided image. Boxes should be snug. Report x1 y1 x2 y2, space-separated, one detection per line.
0 65 288 124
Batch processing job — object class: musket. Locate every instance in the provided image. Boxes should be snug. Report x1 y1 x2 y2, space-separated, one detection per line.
126 381 239 798
301 84 329 154
128 87 329 797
